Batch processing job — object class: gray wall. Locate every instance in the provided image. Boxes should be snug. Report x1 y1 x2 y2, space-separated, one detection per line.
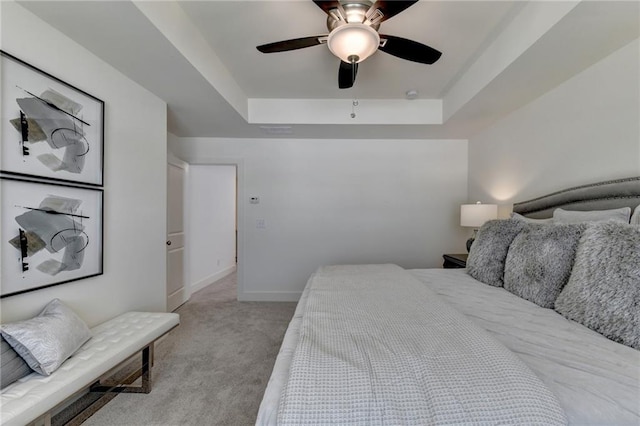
468 38 640 209
1 3 168 326
171 137 469 301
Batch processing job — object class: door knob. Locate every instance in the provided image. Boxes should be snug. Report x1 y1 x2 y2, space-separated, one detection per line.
166 240 172 246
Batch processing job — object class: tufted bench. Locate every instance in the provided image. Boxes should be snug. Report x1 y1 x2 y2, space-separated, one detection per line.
1 311 179 426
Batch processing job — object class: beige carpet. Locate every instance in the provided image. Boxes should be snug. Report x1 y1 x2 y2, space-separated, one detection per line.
82 272 296 426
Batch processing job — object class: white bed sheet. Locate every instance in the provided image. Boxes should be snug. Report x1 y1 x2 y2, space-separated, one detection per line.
256 282 310 426
256 268 640 426
410 268 640 426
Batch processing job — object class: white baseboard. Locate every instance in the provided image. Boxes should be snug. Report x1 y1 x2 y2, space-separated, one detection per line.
190 265 237 294
167 287 188 312
238 291 302 302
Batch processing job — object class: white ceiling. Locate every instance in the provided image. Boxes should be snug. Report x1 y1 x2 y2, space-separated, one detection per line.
18 0 640 140
179 1 515 99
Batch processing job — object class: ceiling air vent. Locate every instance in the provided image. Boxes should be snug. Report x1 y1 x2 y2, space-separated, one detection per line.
259 125 293 135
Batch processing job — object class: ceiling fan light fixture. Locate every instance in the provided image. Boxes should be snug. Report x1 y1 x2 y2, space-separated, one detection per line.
327 23 380 64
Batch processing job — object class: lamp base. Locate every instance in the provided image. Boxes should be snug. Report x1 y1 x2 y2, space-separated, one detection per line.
466 238 474 252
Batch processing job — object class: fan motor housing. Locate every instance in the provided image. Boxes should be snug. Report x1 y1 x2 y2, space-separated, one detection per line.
326 1 381 32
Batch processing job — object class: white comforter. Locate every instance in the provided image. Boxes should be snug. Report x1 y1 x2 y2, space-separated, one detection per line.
276 264 567 425
411 268 640 425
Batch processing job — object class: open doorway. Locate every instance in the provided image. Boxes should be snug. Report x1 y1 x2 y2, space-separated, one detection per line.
187 164 237 295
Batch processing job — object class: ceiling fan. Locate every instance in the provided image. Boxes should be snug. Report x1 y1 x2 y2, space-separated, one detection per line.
256 0 442 89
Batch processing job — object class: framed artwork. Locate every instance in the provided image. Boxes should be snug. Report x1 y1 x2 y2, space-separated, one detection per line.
0 177 103 298
1 50 104 186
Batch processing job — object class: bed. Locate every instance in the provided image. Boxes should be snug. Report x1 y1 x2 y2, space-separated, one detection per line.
256 176 640 425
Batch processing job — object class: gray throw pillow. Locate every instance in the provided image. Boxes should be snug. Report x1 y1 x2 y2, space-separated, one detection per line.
553 207 631 224
504 223 585 308
1 335 32 388
555 222 640 349
466 219 526 287
0 299 92 375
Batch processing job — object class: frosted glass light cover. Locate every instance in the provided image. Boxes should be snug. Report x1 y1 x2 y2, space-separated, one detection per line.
327 24 380 63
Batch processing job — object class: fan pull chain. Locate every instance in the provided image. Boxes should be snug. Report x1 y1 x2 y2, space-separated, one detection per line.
351 99 359 118
351 57 357 85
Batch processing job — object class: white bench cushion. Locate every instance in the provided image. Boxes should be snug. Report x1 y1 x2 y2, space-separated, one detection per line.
1 312 179 426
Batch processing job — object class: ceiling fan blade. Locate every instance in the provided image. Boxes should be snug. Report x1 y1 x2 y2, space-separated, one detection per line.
338 61 358 89
312 0 341 15
257 36 326 53
378 34 442 64
372 1 419 22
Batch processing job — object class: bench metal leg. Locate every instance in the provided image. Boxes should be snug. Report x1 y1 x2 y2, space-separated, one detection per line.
89 345 153 394
57 345 154 426
30 413 51 426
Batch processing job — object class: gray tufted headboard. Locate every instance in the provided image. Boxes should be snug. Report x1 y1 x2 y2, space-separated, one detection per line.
512 176 640 219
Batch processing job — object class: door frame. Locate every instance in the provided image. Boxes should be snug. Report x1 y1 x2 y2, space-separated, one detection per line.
167 153 189 310
180 156 245 301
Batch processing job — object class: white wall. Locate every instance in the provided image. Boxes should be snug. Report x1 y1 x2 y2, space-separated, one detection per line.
1 2 167 326
170 137 469 301
188 165 236 293
468 38 640 207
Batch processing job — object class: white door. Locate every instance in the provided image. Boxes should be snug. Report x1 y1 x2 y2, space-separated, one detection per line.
167 159 188 311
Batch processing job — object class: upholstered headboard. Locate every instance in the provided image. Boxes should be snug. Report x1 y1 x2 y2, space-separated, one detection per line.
512 176 640 219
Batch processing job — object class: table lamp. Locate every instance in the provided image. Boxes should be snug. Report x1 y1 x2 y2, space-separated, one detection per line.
460 202 498 252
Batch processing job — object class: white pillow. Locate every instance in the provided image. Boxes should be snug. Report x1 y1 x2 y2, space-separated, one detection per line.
553 207 631 224
0 299 91 375
631 205 640 225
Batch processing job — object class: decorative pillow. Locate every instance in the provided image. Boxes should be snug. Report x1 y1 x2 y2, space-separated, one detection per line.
466 219 526 287
1 335 32 389
504 223 585 308
554 222 640 349
631 205 640 225
511 212 553 224
553 207 631 224
0 299 92 375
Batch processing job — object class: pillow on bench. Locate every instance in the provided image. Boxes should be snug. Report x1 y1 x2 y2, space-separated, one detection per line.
1 335 32 389
1 299 91 375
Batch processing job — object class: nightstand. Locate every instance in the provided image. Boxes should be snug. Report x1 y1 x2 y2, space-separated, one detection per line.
443 253 468 269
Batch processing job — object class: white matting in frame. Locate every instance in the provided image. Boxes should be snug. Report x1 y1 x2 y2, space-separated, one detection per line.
1 177 103 298
1 50 104 186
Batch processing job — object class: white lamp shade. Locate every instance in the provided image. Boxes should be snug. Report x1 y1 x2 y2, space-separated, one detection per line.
327 23 380 63
460 203 498 228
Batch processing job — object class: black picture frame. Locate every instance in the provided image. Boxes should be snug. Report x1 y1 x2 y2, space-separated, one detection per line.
0 177 104 298
0 50 104 187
